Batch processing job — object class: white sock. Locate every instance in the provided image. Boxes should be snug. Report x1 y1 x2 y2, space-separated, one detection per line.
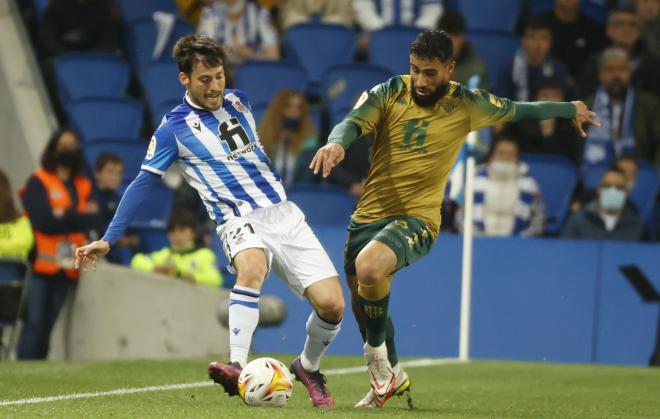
300 311 341 372
228 285 260 367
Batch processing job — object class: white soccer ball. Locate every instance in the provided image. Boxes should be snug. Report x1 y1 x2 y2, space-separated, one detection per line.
238 357 293 407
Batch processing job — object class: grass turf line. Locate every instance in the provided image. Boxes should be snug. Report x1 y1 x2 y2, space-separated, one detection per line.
1 355 659 418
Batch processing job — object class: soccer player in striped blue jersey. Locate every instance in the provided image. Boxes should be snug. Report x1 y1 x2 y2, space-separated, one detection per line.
74 35 344 408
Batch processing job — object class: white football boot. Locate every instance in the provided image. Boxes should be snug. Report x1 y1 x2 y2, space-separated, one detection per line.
355 342 396 408
355 362 413 408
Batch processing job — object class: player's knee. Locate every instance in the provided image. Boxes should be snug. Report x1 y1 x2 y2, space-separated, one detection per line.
235 264 268 289
316 298 344 323
355 255 387 286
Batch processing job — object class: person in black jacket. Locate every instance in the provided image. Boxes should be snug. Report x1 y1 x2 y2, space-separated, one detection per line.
562 166 644 241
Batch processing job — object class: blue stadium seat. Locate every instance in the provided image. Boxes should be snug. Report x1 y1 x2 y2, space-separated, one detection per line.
68 98 143 142
322 63 393 127
521 153 578 235
125 17 194 75
83 138 147 186
55 53 130 108
368 26 420 76
283 23 357 93
468 30 520 94
459 0 523 32
629 163 660 224
234 60 308 109
286 183 356 226
129 180 174 229
151 98 183 127
115 0 177 23
141 61 184 117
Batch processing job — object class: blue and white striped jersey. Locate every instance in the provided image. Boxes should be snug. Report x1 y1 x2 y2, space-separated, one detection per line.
141 89 286 225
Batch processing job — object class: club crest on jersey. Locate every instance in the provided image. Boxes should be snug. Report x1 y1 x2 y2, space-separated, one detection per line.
146 136 157 160
233 101 247 113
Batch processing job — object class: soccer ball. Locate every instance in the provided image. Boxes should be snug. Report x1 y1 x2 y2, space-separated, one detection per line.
238 357 293 407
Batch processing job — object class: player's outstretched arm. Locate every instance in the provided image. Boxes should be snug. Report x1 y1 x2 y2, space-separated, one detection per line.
74 170 161 271
311 119 362 178
512 100 600 138
74 240 110 271
310 143 345 178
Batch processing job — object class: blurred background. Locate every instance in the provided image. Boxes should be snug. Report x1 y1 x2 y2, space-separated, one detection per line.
0 0 658 367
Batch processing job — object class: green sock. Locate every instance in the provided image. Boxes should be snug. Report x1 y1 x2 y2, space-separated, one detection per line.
385 316 399 367
358 293 390 347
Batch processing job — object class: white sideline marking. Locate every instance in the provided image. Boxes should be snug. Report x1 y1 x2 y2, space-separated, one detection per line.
0 357 464 407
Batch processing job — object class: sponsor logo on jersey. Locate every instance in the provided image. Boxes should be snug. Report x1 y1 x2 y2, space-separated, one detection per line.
146 136 157 160
226 143 258 161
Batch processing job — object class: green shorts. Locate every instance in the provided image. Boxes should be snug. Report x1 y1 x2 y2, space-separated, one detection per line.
344 216 435 276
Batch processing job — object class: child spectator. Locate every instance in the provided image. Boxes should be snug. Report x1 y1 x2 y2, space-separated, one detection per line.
91 153 139 263
499 17 569 101
515 78 581 164
131 211 222 288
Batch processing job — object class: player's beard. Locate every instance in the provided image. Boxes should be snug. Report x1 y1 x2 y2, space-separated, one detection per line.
411 81 450 108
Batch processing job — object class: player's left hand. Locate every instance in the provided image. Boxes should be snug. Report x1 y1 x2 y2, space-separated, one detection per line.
571 100 600 138
74 240 110 272
310 143 345 178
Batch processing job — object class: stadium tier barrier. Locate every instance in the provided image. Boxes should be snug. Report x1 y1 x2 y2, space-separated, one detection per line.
47 263 285 360
254 230 660 367
43 233 659 365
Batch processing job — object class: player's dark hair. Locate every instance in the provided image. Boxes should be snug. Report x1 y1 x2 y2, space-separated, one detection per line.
167 210 198 233
94 153 123 172
410 30 453 63
173 34 225 75
437 10 465 35
523 16 551 34
41 127 83 175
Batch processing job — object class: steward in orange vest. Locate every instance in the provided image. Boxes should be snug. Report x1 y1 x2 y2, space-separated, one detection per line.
29 168 92 280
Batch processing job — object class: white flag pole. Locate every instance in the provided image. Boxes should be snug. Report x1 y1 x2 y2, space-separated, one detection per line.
458 75 481 362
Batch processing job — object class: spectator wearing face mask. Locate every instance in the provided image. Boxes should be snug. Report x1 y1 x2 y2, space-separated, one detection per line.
563 166 644 240
460 131 545 237
18 128 100 360
257 90 318 188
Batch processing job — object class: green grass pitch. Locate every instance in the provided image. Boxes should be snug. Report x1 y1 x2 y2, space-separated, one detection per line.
1 355 659 418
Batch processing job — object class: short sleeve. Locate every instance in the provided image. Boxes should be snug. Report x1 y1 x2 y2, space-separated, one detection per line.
464 88 518 131
141 123 178 176
343 82 387 137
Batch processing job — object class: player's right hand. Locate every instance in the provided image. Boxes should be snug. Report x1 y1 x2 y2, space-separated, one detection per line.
74 240 111 272
310 143 345 178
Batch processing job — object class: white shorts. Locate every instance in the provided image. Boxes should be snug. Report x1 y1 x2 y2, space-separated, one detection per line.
217 201 338 298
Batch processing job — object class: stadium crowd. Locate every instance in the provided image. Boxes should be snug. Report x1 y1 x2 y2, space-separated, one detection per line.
3 0 660 358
